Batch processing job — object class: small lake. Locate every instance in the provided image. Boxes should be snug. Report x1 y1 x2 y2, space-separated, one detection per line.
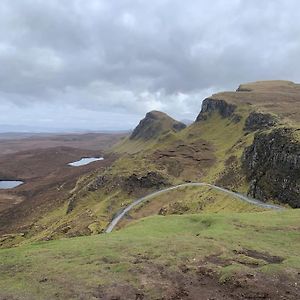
68 157 104 167
0 180 24 189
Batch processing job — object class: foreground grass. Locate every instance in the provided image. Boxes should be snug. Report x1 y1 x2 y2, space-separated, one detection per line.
0 209 300 299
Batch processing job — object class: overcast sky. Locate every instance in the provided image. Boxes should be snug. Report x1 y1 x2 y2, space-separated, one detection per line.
0 0 299 132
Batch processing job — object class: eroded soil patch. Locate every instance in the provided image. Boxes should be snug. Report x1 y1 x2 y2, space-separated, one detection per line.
234 249 284 264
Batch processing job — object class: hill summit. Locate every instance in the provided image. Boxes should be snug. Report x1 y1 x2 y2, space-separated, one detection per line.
130 110 186 140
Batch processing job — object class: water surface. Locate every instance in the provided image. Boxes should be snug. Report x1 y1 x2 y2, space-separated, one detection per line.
68 157 104 167
0 181 24 189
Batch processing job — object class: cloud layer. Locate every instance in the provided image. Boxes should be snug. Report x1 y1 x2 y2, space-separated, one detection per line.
1 0 299 131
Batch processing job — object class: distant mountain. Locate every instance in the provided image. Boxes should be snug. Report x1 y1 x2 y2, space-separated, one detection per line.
0 124 130 135
180 119 193 126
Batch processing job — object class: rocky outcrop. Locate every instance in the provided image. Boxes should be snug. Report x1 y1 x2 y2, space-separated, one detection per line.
236 85 252 92
88 171 168 194
244 112 277 131
242 128 300 207
130 111 186 140
196 98 237 122
67 171 169 213
123 172 168 192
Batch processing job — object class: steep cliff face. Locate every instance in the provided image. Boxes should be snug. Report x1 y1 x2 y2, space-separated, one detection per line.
130 111 186 140
244 111 277 131
196 98 237 121
242 128 300 207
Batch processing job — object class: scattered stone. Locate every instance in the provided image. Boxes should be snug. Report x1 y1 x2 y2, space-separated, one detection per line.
39 277 48 283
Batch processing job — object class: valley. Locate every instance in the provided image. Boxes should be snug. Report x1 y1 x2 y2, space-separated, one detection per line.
0 133 124 239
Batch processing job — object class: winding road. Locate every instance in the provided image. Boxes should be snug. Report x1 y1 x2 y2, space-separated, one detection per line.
105 183 284 233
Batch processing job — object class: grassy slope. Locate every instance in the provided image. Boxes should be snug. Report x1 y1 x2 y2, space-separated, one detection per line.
117 185 266 229
6 105 260 245
3 94 292 248
112 107 253 184
8 183 267 247
215 80 300 124
1 82 300 298
183 109 254 188
4 81 299 248
0 210 299 299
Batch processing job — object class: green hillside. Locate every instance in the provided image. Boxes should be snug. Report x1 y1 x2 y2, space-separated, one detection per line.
1 210 300 299
2 80 299 248
1 81 300 299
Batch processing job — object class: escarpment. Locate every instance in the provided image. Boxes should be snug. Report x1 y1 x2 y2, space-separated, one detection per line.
196 98 237 121
242 128 300 207
194 81 300 208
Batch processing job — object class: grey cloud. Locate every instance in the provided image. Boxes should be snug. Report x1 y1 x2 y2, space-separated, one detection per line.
0 0 299 130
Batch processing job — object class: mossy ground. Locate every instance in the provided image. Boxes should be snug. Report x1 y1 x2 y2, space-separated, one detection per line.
0 209 299 299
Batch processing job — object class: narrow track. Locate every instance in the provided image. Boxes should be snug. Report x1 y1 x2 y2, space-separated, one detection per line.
105 183 284 233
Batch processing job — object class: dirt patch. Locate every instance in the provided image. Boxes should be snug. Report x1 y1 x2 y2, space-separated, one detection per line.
92 283 144 300
0 258 299 299
90 261 300 300
234 249 284 264
203 254 232 267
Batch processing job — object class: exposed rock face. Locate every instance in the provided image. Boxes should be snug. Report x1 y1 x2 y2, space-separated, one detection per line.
244 112 277 131
88 171 168 193
123 172 168 192
67 171 169 213
236 85 252 92
130 111 186 140
242 128 300 207
196 98 237 121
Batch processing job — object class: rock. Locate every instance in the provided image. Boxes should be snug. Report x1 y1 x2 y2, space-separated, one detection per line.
158 207 168 216
244 111 277 131
123 171 168 192
236 85 252 92
242 128 300 207
157 201 190 216
130 110 186 140
196 98 237 121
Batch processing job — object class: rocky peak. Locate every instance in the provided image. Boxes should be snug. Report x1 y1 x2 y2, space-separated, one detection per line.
130 110 186 140
196 98 237 122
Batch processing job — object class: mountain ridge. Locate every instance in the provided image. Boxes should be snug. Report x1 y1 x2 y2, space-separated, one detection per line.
130 110 186 140
1 80 300 299
1 79 300 245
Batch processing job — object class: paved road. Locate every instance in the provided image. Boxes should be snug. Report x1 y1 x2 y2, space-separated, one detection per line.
105 182 284 233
